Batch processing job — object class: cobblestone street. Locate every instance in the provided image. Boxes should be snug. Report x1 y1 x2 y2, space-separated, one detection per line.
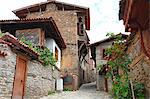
41 82 112 99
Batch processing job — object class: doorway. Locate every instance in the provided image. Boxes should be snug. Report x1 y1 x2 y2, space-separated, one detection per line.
12 55 27 99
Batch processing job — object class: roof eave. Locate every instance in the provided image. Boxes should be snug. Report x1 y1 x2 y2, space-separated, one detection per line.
89 34 128 46
119 0 137 32
12 1 90 30
1 34 39 59
50 19 66 49
0 18 66 49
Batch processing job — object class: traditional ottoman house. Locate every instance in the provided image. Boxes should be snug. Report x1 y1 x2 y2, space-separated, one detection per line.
11 0 90 90
0 17 66 98
119 0 150 98
90 34 128 92
0 17 66 69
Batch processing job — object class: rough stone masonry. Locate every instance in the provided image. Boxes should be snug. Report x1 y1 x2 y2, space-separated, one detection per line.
0 44 60 98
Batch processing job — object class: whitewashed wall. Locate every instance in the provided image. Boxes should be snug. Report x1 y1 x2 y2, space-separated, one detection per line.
46 38 61 69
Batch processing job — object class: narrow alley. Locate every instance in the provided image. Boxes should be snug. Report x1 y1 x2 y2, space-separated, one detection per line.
0 0 149 99
41 82 112 99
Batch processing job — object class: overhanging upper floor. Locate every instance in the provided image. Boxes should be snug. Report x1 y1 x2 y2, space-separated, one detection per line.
0 17 66 49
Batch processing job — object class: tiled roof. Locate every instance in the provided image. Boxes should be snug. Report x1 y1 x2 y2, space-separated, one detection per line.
0 17 53 23
12 0 90 30
0 38 12 45
0 17 66 49
90 34 128 46
13 0 89 14
0 34 39 59
119 0 149 31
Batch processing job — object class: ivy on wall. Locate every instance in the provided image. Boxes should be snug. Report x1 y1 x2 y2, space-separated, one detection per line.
98 33 145 99
20 37 56 66
0 32 56 66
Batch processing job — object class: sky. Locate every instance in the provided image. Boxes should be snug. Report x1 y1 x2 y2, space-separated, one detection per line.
0 0 125 43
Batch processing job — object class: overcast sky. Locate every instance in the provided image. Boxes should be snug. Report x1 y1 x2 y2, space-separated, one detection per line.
0 0 125 43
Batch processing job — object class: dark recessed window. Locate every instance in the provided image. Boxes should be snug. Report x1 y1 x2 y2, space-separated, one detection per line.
77 17 84 36
103 49 107 58
55 47 58 61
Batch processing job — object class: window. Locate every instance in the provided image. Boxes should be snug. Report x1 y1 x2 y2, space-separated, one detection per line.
79 17 82 22
80 24 84 35
102 49 107 58
55 47 58 61
77 17 84 36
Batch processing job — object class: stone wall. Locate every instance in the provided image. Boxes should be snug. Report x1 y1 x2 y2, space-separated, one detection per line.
127 30 150 98
25 4 81 89
0 44 60 98
25 60 60 98
0 44 16 98
24 3 91 89
95 41 113 62
26 9 79 73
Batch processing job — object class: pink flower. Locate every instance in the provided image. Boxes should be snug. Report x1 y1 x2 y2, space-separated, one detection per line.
30 36 34 39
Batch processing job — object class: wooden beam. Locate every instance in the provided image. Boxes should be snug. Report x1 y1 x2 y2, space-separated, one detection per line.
125 0 134 28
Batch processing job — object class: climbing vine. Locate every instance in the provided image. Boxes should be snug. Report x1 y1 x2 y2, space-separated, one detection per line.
0 32 5 38
20 37 56 66
0 33 56 66
104 33 131 98
103 33 145 99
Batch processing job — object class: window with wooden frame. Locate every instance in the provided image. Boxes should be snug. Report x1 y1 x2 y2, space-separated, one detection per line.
102 49 107 58
55 47 58 61
77 17 84 36
39 29 45 46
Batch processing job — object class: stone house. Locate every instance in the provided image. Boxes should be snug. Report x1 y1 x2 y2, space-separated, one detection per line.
11 0 91 90
0 17 66 69
90 34 128 92
0 17 66 98
119 0 150 98
90 38 114 92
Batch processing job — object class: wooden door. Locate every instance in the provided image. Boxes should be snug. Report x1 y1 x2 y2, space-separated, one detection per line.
12 55 27 99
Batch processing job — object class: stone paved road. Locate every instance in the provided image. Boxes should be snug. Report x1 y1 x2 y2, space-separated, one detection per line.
41 82 112 99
